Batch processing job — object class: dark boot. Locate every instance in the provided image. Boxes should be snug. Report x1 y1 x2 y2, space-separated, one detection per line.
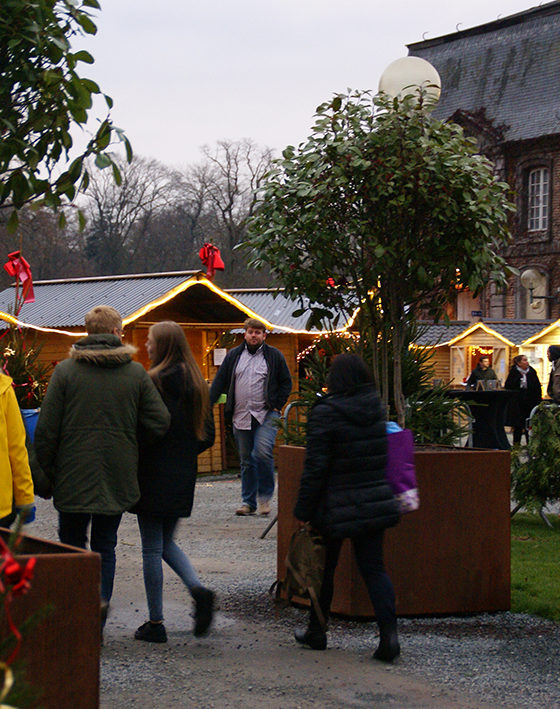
294 627 327 650
373 621 400 662
191 586 215 637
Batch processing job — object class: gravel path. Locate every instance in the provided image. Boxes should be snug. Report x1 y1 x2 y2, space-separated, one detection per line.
29 478 560 709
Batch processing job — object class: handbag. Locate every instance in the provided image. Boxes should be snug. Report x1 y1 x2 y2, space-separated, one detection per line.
272 526 327 629
385 428 419 513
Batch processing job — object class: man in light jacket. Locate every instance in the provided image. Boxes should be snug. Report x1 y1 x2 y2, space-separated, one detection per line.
35 305 170 621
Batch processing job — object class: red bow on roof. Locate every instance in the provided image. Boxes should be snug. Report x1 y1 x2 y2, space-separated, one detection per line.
198 243 225 280
3 251 34 304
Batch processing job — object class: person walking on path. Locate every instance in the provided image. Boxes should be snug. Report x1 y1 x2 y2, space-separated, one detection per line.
293 354 401 661
547 345 560 404
504 354 542 444
466 356 498 389
34 305 170 624
132 321 216 643
210 318 292 517
0 373 35 528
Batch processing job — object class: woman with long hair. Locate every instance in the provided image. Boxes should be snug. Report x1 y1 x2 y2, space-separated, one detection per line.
294 353 401 661
133 321 215 643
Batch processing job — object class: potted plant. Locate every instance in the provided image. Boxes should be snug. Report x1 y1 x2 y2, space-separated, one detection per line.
245 89 514 617
0 326 51 441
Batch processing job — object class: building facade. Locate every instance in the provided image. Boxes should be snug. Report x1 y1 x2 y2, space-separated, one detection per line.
409 1 560 323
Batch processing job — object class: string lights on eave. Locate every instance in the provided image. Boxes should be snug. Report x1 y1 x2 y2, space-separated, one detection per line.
296 331 360 362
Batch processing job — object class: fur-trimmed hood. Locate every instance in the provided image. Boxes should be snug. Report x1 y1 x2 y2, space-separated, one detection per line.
70 333 138 368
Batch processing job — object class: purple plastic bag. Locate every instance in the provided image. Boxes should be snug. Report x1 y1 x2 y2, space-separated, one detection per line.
385 428 419 513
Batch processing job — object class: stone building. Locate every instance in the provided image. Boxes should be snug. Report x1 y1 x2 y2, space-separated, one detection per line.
409 1 560 324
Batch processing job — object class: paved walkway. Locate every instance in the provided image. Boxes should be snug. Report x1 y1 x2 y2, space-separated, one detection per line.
30 478 560 708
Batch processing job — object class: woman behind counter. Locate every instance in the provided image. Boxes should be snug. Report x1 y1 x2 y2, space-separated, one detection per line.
133 321 215 643
293 354 401 662
504 354 541 445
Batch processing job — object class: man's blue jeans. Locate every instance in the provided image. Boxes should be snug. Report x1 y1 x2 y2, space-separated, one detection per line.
58 511 122 603
233 410 279 510
137 514 201 622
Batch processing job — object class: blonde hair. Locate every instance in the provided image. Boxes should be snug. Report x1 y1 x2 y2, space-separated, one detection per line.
148 321 209 440
85 305 122 334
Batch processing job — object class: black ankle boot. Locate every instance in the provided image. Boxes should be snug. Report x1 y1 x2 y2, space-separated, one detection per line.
294 627 327 650
373 622 400 662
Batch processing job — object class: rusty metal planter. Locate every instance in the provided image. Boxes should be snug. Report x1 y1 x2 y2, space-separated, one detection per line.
277 445 511 617
0 530 101 708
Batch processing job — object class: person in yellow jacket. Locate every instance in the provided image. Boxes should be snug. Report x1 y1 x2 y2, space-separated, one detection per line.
0 373 34 527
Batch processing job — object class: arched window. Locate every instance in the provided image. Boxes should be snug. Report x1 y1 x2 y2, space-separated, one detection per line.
528 167 549 231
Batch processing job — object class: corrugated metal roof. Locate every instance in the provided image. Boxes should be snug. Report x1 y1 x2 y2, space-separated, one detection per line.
0 273 353 333
408 2 560 143
226 289 353 332
0 272 201 328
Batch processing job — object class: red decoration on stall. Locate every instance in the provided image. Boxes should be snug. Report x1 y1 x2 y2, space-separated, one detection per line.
3 251 34 304
198 243 225 280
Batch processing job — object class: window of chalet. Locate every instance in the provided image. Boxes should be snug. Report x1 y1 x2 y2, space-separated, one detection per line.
528 167 549 232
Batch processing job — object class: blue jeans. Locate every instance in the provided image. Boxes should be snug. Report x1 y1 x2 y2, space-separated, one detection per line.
233 410 279 510
137 514 201 622
58 511 122 603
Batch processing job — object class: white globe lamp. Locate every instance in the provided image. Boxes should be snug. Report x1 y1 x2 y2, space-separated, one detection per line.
378 56 441 105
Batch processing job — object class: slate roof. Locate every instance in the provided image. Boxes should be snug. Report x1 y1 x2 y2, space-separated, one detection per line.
415 320 552 347
408 2 560 143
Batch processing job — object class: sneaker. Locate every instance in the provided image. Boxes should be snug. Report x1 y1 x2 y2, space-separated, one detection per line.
192 587 215 637
258 501 271 516
134 621 167 643
236 504 256 516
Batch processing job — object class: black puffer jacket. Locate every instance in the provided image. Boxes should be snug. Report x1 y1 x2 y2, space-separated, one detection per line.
294 384 399 539
133 364 214 518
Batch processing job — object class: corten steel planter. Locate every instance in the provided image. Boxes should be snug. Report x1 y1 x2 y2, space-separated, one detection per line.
0 530 101 708
277 444 511 618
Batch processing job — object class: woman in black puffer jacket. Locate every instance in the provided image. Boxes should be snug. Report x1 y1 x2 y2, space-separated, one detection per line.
294 354 400 661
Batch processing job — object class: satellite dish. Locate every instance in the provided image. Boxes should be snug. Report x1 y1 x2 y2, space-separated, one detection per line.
378 56 441 105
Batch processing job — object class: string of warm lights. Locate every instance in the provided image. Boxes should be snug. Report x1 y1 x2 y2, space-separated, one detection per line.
296 332 360 362
0 275 358 337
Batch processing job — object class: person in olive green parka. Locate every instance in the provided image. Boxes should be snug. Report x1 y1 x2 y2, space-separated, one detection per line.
35 305 170 615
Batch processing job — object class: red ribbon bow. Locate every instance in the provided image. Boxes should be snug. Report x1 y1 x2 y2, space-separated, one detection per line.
3 251 34 304
0 537 36 665
198 243 225 280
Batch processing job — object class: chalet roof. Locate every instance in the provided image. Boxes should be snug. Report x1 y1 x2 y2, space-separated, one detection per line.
408 2 560 143
0 272 353 335
415 320 551 347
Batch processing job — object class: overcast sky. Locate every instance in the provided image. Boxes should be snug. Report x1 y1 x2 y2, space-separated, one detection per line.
78 0 538 167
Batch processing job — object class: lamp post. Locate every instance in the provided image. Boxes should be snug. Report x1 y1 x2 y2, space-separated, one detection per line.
520 268 560 305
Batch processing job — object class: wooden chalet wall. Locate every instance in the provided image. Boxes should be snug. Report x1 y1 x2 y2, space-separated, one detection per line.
19 307 301 475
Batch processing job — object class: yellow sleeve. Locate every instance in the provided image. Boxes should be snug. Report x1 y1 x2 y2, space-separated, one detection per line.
5 387 34 507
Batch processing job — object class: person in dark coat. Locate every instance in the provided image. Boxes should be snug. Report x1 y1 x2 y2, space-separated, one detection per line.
133 321 215 643
466 356 498 389
547 345 560 403
35 305 170 626
293 354 401 662
504 354 542 444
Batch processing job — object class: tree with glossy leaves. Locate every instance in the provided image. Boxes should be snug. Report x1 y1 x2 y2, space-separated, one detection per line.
0 0 131 231
244 89 515 426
